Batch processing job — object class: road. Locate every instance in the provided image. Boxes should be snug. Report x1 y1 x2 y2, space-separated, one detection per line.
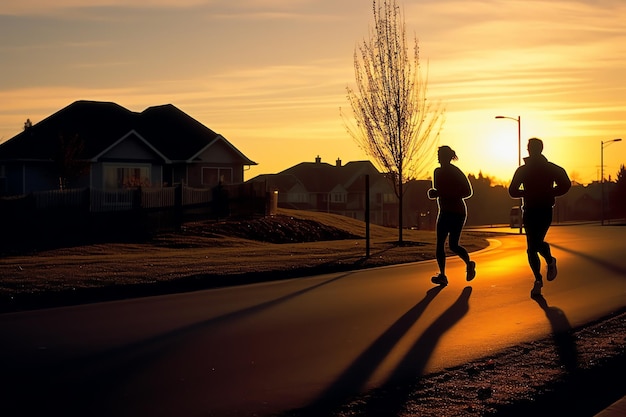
1 224 625 417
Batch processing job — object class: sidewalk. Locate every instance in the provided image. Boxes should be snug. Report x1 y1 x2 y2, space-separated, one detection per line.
595 396 626 417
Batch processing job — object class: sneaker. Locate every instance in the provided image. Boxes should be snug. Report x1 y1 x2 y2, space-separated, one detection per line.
547 257 557 281
431 274 448 286
531 280 543 297
466 261 476 281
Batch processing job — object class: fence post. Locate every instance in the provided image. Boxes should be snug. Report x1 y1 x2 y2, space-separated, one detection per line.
175 184 183 230
84 187 91 213
133 186 142 210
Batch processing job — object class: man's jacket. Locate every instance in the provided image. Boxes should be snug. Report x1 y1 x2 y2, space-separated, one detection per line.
509 154 571 209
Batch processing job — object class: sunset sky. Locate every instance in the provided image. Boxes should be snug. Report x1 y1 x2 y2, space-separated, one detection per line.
1 0 625 185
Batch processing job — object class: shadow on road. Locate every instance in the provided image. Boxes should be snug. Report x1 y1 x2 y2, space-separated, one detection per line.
364 285 473 416
531 294 578 372
305 286 444 411
4 272 356 417
291 286 472 417
551 243 626 275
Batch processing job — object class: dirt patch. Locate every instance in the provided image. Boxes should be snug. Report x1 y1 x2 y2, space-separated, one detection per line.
174 214 360 244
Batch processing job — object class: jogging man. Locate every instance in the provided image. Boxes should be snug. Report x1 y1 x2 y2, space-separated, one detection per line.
509 138 571 296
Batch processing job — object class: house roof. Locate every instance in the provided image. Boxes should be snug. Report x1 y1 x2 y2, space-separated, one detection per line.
249 158 386 194
282 160 384 192
0 100 256 165
248 173 304 192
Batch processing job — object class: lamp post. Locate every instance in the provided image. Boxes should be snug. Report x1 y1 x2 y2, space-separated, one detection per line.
601 138 622 225
496 115 522 233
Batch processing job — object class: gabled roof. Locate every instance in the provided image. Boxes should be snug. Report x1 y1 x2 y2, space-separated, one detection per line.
0 101 134 161
281 161 339 192
280 159 383 193
0 100 256 165
93 129 170 162
249 158 387 194
189 134 256 165
248 173 304 192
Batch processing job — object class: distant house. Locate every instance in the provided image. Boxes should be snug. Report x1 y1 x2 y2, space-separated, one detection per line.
0 100 256 196
564 181 601 221
248 156 400 226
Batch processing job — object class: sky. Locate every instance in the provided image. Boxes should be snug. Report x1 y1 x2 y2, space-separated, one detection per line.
1 0 625 185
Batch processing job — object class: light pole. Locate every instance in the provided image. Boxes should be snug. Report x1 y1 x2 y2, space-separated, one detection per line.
496 115 522 233
601 138 622 225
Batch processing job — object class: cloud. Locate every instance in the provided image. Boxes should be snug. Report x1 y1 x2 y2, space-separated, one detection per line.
1 0 207 16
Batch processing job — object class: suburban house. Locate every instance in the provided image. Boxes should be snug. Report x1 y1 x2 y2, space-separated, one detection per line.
247 156 408 227
0 100 256 196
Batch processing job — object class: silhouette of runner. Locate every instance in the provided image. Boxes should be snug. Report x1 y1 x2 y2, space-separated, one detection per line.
509 138 571 296
428 146 476 286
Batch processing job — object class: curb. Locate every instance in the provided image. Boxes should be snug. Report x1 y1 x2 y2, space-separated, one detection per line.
594 396 626 417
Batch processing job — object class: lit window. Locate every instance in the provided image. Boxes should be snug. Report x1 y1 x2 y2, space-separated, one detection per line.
202 167 233 186
104 165 151 189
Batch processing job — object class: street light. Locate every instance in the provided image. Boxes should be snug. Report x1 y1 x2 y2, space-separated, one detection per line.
601 138 622 225
496 115 522 233
495 115 521 166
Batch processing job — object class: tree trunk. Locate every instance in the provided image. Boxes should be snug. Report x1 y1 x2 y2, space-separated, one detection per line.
398 180 403 244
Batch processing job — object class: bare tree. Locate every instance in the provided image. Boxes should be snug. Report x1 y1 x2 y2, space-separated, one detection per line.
342 0 444 243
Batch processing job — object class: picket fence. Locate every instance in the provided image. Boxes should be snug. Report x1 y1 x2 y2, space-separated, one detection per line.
23 182 271 215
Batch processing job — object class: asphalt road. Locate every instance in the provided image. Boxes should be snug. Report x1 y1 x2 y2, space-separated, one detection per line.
1 224 625 417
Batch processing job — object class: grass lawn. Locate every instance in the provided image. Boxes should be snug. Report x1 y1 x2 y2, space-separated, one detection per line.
0 208 491 311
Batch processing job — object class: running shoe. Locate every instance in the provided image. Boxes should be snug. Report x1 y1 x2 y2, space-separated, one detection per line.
547 257 557 281
431 274 448 286
466 261 476 281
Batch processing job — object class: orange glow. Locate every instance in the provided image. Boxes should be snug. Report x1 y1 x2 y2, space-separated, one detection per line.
0 1 624 185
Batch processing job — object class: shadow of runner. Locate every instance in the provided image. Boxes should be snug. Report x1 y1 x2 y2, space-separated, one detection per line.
550 243 626 275
531 294 578 372
363 286 472 416
297 286 444 414
3 272 355 417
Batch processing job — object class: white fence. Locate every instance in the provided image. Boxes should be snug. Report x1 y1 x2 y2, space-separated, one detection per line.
183 186 212 206
141 187 176 209
28 186 214 213
90 188 137 212
33 188 88 210
6 183 268 217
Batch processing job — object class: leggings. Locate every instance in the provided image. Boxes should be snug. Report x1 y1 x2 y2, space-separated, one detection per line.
436 211 470 274
523 207 553 280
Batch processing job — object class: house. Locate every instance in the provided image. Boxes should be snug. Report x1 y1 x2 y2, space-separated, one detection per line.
0 100 256 196
248 156 400 226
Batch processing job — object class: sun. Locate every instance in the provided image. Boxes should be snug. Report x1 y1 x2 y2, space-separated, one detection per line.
476 123 522 181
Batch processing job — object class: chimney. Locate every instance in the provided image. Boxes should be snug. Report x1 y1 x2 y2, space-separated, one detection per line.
315 155 321 163
336 158 342 167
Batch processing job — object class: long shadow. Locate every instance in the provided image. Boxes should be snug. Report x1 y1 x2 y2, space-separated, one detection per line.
550 243 626 276
4 272 355 417
531 294 578 373
364 286 473 416
300 286 444 414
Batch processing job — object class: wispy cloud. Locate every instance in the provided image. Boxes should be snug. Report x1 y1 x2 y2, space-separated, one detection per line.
1 0 208 16
1 0 624 182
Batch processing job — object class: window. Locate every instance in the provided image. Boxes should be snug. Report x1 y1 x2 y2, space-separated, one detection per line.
104 164 151 189
202 167 232 187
